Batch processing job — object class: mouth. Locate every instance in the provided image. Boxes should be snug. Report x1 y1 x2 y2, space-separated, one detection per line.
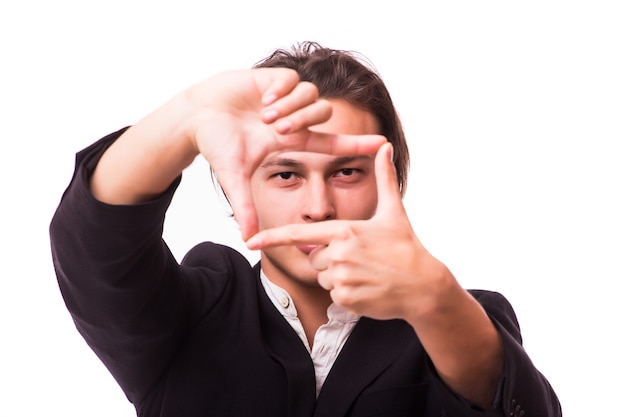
296 244 323 254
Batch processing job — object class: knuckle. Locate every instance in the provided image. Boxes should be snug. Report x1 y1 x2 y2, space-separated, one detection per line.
331 266 352 284
329 246 349 265
274 132 302 148
336 224 357 240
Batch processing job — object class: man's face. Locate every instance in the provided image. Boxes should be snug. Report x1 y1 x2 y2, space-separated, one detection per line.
251 100 381 289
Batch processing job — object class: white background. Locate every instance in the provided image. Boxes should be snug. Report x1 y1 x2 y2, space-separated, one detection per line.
1 1 624 416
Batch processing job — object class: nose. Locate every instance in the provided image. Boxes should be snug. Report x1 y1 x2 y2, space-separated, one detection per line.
301 177 335 222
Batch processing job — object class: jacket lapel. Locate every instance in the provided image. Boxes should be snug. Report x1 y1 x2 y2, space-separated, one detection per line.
313 317 416 417
254 264 317 417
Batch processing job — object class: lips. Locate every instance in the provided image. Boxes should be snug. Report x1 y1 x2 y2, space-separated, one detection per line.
296 244 323 254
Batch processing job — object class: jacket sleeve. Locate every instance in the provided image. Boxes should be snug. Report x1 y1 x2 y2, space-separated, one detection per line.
430 290 562 417
49 128 230 405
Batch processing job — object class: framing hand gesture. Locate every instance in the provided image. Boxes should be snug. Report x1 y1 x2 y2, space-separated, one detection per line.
91 68 386 240
247 142 444 321
247 142 503 407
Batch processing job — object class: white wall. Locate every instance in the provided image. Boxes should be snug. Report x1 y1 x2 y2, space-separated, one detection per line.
1 1 624 415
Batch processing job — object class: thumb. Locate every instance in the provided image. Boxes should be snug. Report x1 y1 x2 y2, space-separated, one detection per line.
374 142 404 217
218 173 259 241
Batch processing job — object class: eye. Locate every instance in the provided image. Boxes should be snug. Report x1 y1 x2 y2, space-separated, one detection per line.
277 172 294 180
335 168 358 177
269 171 301 186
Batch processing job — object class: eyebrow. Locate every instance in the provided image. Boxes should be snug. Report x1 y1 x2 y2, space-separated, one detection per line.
260 155 372 170
260 158 304 169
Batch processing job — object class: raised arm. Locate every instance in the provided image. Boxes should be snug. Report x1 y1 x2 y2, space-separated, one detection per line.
248 143 504 410
50 68 387 405
91 68 385 239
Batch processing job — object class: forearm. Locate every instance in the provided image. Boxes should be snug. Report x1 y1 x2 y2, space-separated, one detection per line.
91 92 199 204
50 130 189 400
406 272 503 410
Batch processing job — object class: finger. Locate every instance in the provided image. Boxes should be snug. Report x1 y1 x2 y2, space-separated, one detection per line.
317 270 334 291
246 220 350 250
275 130 387 156
254 68 301 106
309 245 329 272
261 82 324 126
271 99 333 134
373 142 405 216
218 173 259 241
328 285 371 316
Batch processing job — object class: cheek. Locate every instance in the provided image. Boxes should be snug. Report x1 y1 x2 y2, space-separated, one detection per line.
250 182 271 230
361 191 379 218
254 190 301 230
336 186 378 220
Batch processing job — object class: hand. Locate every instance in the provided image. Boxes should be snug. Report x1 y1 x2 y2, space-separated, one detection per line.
189 68 386 239
246 142 450 320
246 141 504 408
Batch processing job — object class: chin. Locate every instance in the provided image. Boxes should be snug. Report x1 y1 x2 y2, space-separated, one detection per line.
261 248 320 287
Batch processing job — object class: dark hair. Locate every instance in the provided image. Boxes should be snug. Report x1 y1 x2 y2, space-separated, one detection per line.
254 41 409 195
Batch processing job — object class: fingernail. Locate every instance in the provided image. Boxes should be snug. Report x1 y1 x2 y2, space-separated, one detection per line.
262 108 278 122
389 144 394 162
246 236 260 249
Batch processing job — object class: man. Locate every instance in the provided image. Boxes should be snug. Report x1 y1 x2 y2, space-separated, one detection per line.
50 42 561 416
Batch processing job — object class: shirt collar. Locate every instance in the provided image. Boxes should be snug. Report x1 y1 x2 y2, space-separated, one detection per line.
259 269 360 323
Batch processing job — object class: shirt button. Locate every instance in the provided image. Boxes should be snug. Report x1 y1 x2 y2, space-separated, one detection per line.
280 296 290 308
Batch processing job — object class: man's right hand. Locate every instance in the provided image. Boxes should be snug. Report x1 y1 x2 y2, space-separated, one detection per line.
91 68 386 240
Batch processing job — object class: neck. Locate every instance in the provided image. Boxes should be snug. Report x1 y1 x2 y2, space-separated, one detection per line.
290 287 332 349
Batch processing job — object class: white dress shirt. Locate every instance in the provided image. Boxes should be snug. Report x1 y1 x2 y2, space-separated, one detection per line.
260 270 360 396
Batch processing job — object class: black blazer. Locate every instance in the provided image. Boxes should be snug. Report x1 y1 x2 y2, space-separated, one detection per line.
50 129 561 417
